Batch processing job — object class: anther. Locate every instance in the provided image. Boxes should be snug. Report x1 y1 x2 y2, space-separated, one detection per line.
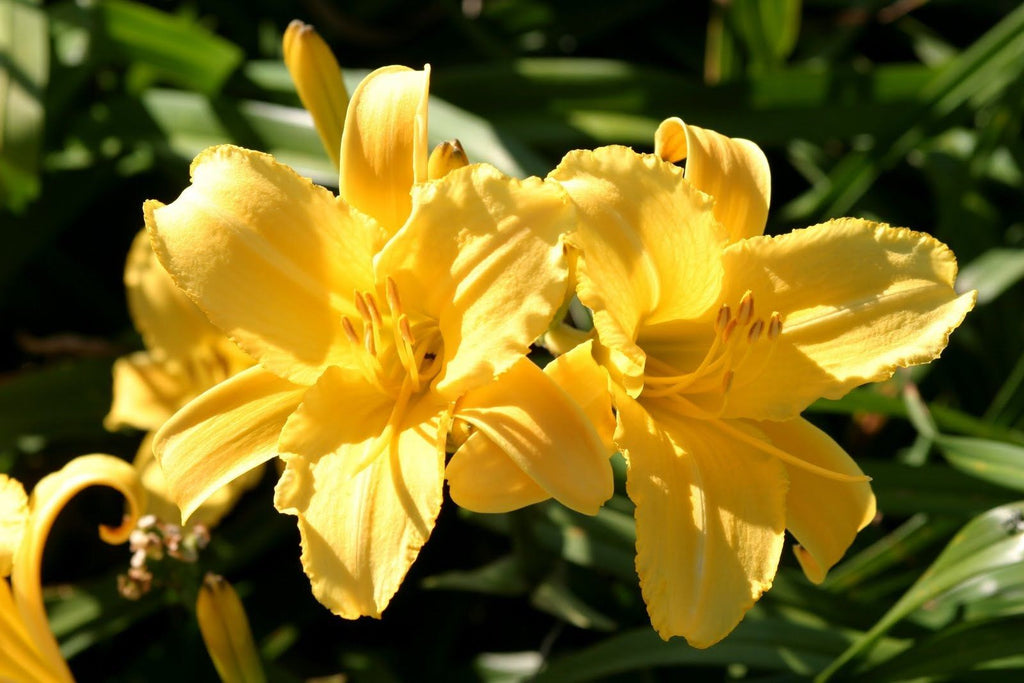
721 318 738 342
747 319 764 344
768 312 783 340
385 276 403 317
354 291 371 323
363 327 376 356
399 315 415 346
364 293 383 328
738 291 755 325
715 304 731 334
341 317 359 344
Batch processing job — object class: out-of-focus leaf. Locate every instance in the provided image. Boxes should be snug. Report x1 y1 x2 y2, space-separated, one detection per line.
536 617 857 682
957 248 1024 305
816 501 1024 680
783 3 1024 220
0 359 114 446
421 555 530 596
854 615 1024 682
48 578 163 658
936 435 1024 493
0 0 48 211
530 573 616 631
866 459 1015 518
475 651 543 683
97 0 242 94
728 0 802 70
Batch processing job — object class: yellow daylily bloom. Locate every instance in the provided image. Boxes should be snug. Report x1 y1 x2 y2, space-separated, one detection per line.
0 455 146 682
105 230 259 528
145 134 613 618
549 121 975 647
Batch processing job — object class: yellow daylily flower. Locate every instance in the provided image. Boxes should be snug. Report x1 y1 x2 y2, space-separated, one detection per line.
144 66 612 619
548 119 975 647
196 573 266 683
0 455 146 682
105 230 258 528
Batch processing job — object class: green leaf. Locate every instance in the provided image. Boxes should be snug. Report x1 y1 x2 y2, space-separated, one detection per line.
957 248 1024 305
936 435 1024 493
729 0 802 70
421 555 530 596
536 617 856 682
0 0 48 211
97 0 242 94
816 501 1024 681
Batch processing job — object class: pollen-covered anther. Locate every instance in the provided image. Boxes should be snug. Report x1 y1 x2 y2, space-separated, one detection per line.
364 293 384 328
399 315 415 346
747 319 764 344
768 312 783 340
385 276 403 317
737 291 755 325
715 304 731 333
363 326 377 356
354 290 371 324
341 316 359 344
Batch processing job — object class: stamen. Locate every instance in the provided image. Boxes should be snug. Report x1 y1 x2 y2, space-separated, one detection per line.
721 318 739 343
385 276 403 317
399 315 416 346
721 370 734 393
747 319 764 344
768 312 783 340
715 304 731 333
364 293 383 329
354 291 372 324
341 317 359 344
738 291 754 325
363 326 376 356
713 419 871 483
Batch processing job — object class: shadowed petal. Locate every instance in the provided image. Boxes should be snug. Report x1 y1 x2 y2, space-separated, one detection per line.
755 417 875 583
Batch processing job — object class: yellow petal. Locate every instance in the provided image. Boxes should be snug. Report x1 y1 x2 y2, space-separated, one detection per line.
274 366 446 618
124 229 222 364
654 117 770 242
146 145 383 386
105 352 187 431
755 417 875 583
134 432 263 529
718 218 976 420
550 146 728 394
446 431 550 513
12 455 145 676
283 20 348 171
617 398 786 647
153 366 304 523
377 164 574 398
340 65 429 237
0 580 65 683
0 475 28 577
453 352 613 516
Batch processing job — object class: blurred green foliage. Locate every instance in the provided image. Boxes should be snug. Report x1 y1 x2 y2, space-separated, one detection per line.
2 0 1024 680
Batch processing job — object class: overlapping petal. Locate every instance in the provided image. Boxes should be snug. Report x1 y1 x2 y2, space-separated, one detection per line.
376 164 574 398
0 476 28 577
654 117 770 243
275 366 447 618
617 397 787 647
146 145 383 386
153 366 305 522
755 417 876 583
716 218 976 420
340 65 429 237
550 146 728 393
105 352 191 431
449 343 614 515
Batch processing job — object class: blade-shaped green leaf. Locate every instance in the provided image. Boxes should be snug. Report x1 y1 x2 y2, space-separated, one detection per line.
957 248 1024 306
937 435 1024 493
0 0 48 211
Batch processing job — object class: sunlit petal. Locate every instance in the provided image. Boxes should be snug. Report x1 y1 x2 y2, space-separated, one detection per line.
377 164 573 398
275 366 446 618
550 146 727 393
0 476 28 577
153 366 304 523
340 65 430 237
105 352 188 432
146 145 383 386
654 117 770 242
755 417 875 583
617 397 786 647
717 218 976 420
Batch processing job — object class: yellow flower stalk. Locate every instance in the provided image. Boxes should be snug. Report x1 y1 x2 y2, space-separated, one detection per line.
143 62 613 620
0 455 146 682
105 230 258 528
543 117 976 647
196 573 266 683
